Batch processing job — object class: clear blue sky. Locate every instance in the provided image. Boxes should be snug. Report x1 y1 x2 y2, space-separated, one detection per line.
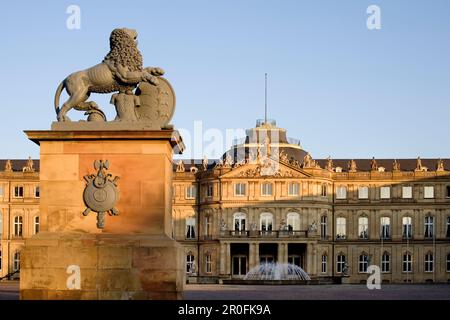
1 0 449 159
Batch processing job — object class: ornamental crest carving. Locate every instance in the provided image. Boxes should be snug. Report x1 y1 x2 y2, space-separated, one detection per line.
83 160 120 229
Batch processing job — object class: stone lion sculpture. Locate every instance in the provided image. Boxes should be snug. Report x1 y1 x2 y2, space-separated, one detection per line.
54 28 163 122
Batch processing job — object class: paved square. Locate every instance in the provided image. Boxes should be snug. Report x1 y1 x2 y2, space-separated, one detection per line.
1 282 449 300
185 284 450 300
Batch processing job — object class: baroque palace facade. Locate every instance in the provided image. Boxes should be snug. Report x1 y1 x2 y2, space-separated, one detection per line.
1 121 450 284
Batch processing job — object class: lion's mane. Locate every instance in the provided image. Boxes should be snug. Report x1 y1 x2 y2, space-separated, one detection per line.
103 28 143 72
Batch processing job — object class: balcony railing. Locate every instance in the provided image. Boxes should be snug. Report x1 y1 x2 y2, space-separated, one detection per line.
220 230 310 238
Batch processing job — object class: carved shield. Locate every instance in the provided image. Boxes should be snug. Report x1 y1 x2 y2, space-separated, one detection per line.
83 179 119 213
135 77 176 128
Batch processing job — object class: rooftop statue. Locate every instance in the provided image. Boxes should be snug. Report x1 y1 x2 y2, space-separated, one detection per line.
53 28 175 129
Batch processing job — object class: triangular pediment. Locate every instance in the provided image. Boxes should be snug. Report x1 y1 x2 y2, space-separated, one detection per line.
219 158 312 179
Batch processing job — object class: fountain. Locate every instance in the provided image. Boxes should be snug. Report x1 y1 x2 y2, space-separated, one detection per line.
244 263 311 281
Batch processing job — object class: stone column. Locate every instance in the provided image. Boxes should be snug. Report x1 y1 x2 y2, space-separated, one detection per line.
220 242 226 275
225 242 231 276
306 243 313 274
277 243 285 263
283 243 289 264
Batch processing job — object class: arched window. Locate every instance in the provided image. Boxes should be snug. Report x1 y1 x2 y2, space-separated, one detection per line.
205 252 212 273
186 252 195 274
321 253 327 273
34 216 40 235
402 216 412 239
233 212 246 232
13 251 20 271
286 212 300 231
382 252 390 273
358 216 369 239
260 213 273 233
336 253 346 273
425 252 434 273
402 252 412 273
359 253 369 273
424 216 434 239
320 215 327 239
14 216 23 237
380 217 390 239
336 217 346 239
186 217 196 239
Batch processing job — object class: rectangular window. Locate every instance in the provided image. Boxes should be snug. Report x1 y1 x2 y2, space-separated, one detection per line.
425 253 433 273
34 216 40 235
446 186 450 198
204 216 211 237
447 254 450 272
380 186 390 199
402 217 412 239
424 216 434 239
232 256 247 276
261 183 273 196
205 254 212 273
14 216 23 237
336 217 346 239
359 255 368 273
186 185 196 199
186 218 196 239
336 254 346 273
446 217 450 238
382 253 390 273
402 186 412 199
186 254 194 274
358 186 369 199
336 186 347 199
0 185 3 197
288 182 299 196
35 186 40 198
402 254 412 273
320 216 327 239
358 217 369 239
321 255 327 273
424 186 434 199
14 186 24 198
380 217 391 239
234 183 246 196
206 184 213 197
14 252 20 272
321 184 327 197
0 250 1 270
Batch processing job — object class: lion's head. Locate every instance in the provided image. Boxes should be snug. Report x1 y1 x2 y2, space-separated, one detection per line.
103 28 143 72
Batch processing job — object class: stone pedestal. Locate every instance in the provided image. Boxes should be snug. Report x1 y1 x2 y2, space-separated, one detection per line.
20 130 185 300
